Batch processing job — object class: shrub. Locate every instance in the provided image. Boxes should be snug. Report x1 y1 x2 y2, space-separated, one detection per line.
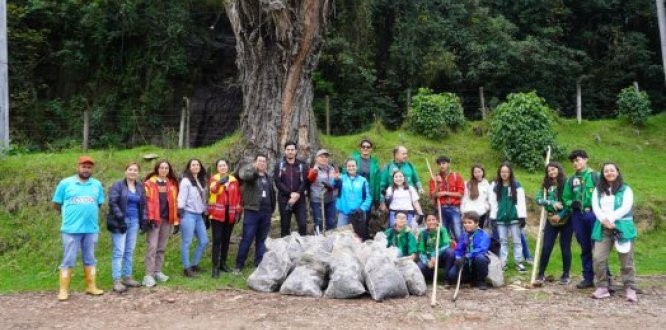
617 86 651 126
489 92 560 171
406 88 466 139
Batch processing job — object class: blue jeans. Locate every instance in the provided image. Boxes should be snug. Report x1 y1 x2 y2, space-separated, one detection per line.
236 209 272 268
521 229 532 260
111 217 139 280
497 222 523 266
538 219 574 277
180 211 209 269
440 206 462 241
388 210 415 228
572 210 596 282
60 233 98 269
310 200 337 233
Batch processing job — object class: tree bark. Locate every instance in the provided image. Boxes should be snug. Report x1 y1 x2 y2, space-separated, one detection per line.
225 0 332 165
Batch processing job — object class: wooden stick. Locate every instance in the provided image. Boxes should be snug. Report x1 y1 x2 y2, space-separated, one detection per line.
452 266 463 302
530 146 551 286
426 159 442 307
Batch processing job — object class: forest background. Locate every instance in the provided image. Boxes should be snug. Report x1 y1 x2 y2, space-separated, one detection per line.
6 0 665 151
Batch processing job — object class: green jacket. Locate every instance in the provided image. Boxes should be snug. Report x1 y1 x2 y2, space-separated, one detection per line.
535 186 569 226
238 164 276 213
562 168 599 210
380 160 422 199
591 185 637 242
346 151 381 203
417 227 450 261
385 226 417 257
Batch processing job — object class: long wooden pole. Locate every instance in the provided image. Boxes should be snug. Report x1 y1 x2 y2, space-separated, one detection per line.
425 159 442 307
0 0 9 151
530 146 551 286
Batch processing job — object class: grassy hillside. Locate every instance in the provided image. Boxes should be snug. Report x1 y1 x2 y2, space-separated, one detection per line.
1 115 665 293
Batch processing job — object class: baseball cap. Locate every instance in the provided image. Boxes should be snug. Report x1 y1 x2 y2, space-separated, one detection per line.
315 149 330 157
78 156 95 165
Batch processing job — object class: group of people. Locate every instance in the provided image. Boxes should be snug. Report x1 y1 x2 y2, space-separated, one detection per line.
52 143 638 303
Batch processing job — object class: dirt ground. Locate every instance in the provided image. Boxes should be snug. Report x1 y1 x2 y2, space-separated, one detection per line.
1 276 664 329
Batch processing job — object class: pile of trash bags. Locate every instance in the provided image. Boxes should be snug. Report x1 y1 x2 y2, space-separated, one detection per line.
247 229 426 300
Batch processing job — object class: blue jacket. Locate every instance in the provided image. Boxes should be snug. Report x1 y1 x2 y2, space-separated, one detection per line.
335 174 372 215
454 228 490 260
108 179 147 233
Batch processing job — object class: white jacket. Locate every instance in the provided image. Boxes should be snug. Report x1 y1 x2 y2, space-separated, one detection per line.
460 179 491 217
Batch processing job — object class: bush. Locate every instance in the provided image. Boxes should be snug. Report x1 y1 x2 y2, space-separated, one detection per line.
617 86 651 126
489 92 560 171
406 88 465 139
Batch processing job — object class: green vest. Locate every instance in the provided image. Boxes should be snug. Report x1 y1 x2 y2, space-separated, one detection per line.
591 185 637 242
385 226 417 256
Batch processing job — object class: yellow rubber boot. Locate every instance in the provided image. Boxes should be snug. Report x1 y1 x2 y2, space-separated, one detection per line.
83 266 104 295
57 268 71 301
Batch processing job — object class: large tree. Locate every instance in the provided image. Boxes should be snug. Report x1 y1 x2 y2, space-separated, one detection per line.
225 0 332 164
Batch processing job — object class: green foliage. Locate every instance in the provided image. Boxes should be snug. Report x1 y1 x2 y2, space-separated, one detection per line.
406 88 465 139
617 86 652 126
489 92 560 171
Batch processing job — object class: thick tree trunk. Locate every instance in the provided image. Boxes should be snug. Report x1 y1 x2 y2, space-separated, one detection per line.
225 0 332 165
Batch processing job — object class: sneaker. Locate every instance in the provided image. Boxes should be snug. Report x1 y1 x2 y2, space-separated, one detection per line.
122 277 141 287
625 288 638 302
535 275 545 285
142 275 156 288
154 272 170 282
516 263 526 272
525 258 534 266
183 268 197 278
232 268 242 276
558 277 571 285
190 265 203 273
591 287 610 299
113 280 127 293
220 264 231 273
576 279 594 289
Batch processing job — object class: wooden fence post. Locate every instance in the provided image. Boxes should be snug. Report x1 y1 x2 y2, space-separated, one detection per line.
82 108 90 151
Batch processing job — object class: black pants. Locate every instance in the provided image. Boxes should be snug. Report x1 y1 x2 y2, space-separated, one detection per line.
278 197 306 237
211 219 235 267
447 254 490 284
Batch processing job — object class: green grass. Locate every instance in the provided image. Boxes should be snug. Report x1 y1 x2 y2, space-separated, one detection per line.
1 115 665 293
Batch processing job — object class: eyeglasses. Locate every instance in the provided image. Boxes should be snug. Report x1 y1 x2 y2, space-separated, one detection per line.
361 145 372 149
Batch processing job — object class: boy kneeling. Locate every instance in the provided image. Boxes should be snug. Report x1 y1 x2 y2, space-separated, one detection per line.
385 211 417 260
448 212 491 290
416 213 454 281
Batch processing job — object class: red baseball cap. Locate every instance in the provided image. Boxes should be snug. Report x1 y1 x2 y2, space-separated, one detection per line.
78 156 95 165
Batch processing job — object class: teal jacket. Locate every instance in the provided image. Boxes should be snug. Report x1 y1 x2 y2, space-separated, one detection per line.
347 151 381 203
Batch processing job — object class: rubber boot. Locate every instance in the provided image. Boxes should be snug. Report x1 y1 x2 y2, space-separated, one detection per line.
57 268 71 301
84 266 104 295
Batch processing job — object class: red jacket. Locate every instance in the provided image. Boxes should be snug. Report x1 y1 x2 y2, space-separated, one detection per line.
144 176 179 225
429 171 464 206
207 174 242 224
